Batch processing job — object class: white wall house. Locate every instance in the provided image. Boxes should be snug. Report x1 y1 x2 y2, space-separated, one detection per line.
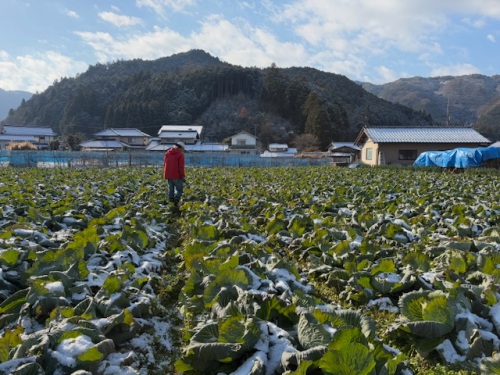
158 125 203 145
146 125 204 151
229 131 259 154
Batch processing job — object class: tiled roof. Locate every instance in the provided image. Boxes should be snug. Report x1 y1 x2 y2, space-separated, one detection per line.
363 127 490 144
2 125 56 136
145 140 165 151
95 128 151 137
329 142 361 150
80 140 127 149
231 130 257 139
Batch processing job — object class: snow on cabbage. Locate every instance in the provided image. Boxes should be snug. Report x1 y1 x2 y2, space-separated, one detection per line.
0 165 499 375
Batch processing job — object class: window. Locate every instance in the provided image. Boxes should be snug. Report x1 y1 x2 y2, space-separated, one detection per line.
237 139 247 146
365 148 373 160
399 150 417 160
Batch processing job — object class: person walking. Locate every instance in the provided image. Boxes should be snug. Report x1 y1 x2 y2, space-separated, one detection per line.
163 142 186 206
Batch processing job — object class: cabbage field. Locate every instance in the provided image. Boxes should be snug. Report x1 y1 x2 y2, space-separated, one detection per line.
1 165 500 375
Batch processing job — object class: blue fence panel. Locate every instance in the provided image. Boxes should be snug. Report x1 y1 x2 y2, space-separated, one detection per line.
0 151 331 168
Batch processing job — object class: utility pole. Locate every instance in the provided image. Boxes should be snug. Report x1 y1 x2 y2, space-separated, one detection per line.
446 98 451 126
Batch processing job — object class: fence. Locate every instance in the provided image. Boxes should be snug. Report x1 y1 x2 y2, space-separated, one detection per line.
0 150 332 168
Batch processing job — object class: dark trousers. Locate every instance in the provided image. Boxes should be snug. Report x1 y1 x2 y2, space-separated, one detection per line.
168 179 184 203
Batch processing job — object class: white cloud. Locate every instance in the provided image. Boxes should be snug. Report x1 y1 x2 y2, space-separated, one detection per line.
66 10 79 19
0 51 88 93
75 28 185 62
194 15 307 68
135 0 196 14
376 66 408 83
76 15 307 69
322 54 367 80
98 11 143 27
238 1 256 11
280 0 449 55
462 17 486 28
453 0 500 18
487 34 496 43
431 63 480 77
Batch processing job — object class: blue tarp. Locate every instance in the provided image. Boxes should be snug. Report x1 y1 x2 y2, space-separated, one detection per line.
413 147 500 168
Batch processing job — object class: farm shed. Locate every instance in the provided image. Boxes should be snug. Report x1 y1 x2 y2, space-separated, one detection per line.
327 142 360 165
354 127 490 166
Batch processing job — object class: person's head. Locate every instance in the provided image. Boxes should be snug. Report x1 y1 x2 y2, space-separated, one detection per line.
175 142 186 151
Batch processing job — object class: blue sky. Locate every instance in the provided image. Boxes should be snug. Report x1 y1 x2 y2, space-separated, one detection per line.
1 0 499 93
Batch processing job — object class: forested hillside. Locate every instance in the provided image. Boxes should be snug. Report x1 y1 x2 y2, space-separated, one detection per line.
2 50 434 148
362 74 500 141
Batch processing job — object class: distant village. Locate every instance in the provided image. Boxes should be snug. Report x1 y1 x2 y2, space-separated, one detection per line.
0 123 496 167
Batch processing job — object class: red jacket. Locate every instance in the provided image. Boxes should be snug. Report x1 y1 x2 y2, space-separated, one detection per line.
163 147 185 179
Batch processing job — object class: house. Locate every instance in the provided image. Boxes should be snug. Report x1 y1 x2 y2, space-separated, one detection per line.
94 128 151 149
327 142 361 165
157 125 203 147
354 127 491 166
79 128 151 151
0 124 57 150
229 131 259 154
261 143 297 158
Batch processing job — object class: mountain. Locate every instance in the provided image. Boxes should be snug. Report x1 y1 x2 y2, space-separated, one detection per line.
2 49 434 149
0 89 33 120
361 74 500 141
